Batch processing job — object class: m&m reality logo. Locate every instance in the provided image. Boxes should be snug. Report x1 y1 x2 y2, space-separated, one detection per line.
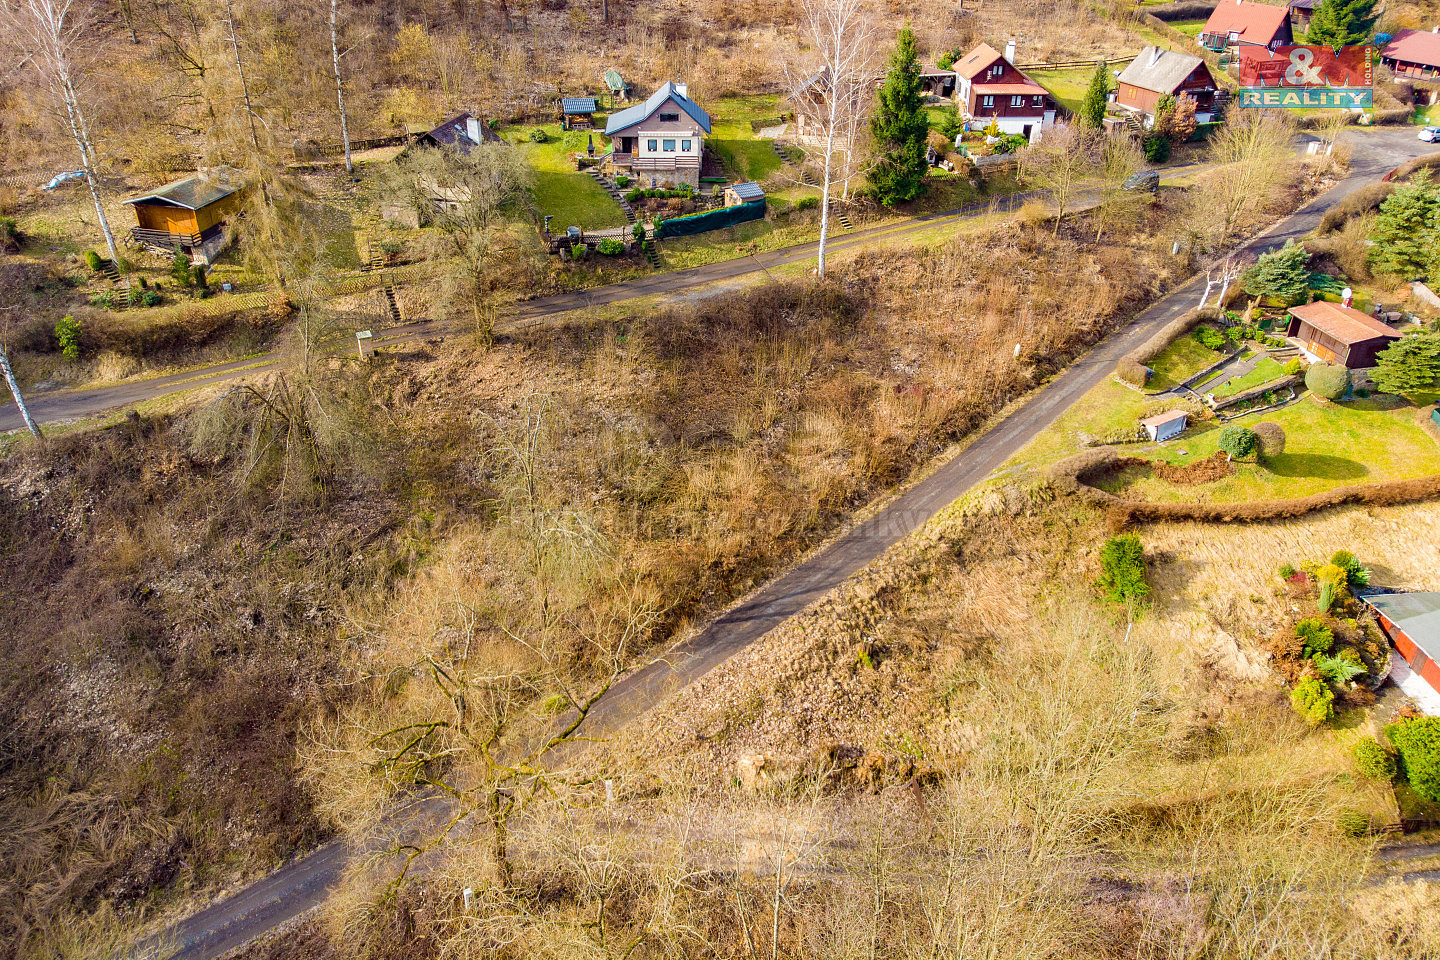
1238 45 1374 109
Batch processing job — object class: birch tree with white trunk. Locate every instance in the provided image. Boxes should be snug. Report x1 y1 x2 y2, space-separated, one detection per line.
788 0 878 279
329 0 353 173
3 0 121 264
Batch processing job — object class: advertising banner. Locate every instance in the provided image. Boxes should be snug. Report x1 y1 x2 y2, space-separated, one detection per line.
1238 45 1374 109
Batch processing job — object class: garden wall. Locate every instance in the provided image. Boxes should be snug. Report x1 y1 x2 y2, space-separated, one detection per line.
1049 448 1440 526
655 200 766 239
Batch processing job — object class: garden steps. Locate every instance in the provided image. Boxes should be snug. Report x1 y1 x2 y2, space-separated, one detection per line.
587 169 638 224
642 240 660 268
830 205 855 231
365 249 402 324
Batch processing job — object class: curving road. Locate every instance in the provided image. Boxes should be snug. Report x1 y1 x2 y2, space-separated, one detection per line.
115 128 1435 958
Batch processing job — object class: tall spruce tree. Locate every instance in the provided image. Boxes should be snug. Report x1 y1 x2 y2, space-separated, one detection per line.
1368 172 1440 280
1305 0 1381 47
1241 239 1312 304
1372 333 1440 398
870 23 929 206
1079 62 1109 128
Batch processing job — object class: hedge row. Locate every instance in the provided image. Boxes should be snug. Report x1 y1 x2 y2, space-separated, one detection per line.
1049 449 1440 525
1147 1 1217 22
1114 307 1215 385
1389 152 1440 183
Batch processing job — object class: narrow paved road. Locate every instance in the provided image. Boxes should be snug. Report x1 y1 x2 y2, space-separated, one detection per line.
125 129 1434 959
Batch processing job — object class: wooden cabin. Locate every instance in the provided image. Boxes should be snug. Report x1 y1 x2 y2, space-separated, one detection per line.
124 167 244 264
1285 302 1402 370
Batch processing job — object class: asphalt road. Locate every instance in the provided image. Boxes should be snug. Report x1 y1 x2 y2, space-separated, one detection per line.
118 129 1436 958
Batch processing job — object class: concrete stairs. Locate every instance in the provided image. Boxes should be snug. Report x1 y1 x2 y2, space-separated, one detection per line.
830 205 854 231
367 250 402 324
642 239 660 268
587 169 637 224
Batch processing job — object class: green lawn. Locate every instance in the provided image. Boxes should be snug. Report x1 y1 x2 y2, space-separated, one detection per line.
1146 334 1223 392
502 123 628 230
1172 19 1208 38
1209 356 1286 399
706 95 785 183
1110 397 1440 502
1029 65 1114 117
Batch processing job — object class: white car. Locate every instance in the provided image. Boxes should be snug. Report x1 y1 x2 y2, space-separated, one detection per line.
1419 127 1440 143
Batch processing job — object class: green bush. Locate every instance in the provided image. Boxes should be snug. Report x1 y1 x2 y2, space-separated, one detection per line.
84 249 103 271
1142 135 1170 163
1313 652 1364 684
0 215 19 249
1098 534 1150 603
89 291 114 310
1279 562 1297 579
1305 361 1349 400
615 175 631 187
1337 809 1371 837
1283 357 1302 375
528 128 548 143
1192 326 1226 350
595 238 624 255
1386 718 1440 802
632 222 646 241
795 196 820 211
170 246 193 287
54 314 81 362
1218 425 1258 460
140 289 161 307
1290 675 1335 726
1330 550 1370 587
1295 617 1334 656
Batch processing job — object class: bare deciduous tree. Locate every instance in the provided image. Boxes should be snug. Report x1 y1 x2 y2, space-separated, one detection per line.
330 0 354 174
788 0 878 278
1195 108 1297 243
3 0 121 263
1025 123 1102 236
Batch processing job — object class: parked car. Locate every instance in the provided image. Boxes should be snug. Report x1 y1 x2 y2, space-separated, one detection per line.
1418 127 1440 143
1122 170 1161 193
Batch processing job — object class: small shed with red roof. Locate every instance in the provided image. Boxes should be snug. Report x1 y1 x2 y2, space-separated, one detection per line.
1285 301 1402 369
1199 0 1292 52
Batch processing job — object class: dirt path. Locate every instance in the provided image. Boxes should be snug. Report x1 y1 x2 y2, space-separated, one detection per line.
115 130 1439 959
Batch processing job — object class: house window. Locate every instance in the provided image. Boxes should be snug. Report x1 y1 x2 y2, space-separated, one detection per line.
647 139 658 151
1032 95 1043 106
659 112 679 122
681 139 692 151
1010 95 1024 107
663 139 676 151
981 95 994 108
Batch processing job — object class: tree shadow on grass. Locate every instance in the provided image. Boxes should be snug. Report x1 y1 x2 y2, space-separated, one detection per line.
1264 452 1368 480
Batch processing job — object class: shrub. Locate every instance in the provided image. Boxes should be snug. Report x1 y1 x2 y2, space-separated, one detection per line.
0 215 17 247
1279 562 1297 579
795 196 820 211
1295 617 1334 656
170 246 193 287
89 291 113 310
1330 550 1370 587
1337 809 1371 837
528 128 548 143
1218 425 1258 460
84 249 103 271
54 314 81 362
1290 675 1335 726
1386 718 1440 802
1282 357 1302 375
625 188 644 203
596 238 624 255
615 175 631 187
1252 421 1285 458
141 289 162 307
1192 325 1225 350
570 242 586 259
1142 135 1170 163
1305 361 1349 400
1116 357 1149 387
632 222 646 241
1313 652 1364 684
1225 324 1245 345
1098 534 1150 603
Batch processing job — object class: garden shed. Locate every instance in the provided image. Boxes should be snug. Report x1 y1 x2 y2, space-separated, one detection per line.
1363 592 1440 714
1139 410 1188 442
722 181 765 207
562 97 598 130
123 165 244 264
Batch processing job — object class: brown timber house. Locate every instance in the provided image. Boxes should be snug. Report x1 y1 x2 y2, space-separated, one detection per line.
1285 301 1402 369
124 167 244 265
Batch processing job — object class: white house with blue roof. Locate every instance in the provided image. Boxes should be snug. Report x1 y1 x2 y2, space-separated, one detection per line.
603 82 711 188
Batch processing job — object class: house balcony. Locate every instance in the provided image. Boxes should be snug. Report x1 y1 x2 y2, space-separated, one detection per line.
129 223 223 253
606 153 699 172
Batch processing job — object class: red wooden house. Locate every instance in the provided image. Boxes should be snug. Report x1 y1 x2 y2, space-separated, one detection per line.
953 41 1055 142
1198 0 1292 53
1284 302 1401 370
1116 47 1220 123
1381 29 1440 82
1364 592 1440 714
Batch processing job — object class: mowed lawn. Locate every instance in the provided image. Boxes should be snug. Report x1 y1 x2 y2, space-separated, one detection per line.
1171 19 1208 38
1146 334 1224 392
1029 62 1130 117
503 123 628 230
1120 398 1440 502
1209 357 1287 399
706 94 784 183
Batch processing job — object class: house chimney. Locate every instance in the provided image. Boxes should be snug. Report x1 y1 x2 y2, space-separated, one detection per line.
674 81 688 97
466 116 482 144
1004 40 1016 64
1150 46 1163 66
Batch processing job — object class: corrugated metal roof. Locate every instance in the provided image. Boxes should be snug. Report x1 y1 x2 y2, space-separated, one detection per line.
123 167 242 210
563 97 598 114
1139 410 1188 428
1117 46 1209 95
730 181 764 200
604 82 712 136
1367 593 1440 663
